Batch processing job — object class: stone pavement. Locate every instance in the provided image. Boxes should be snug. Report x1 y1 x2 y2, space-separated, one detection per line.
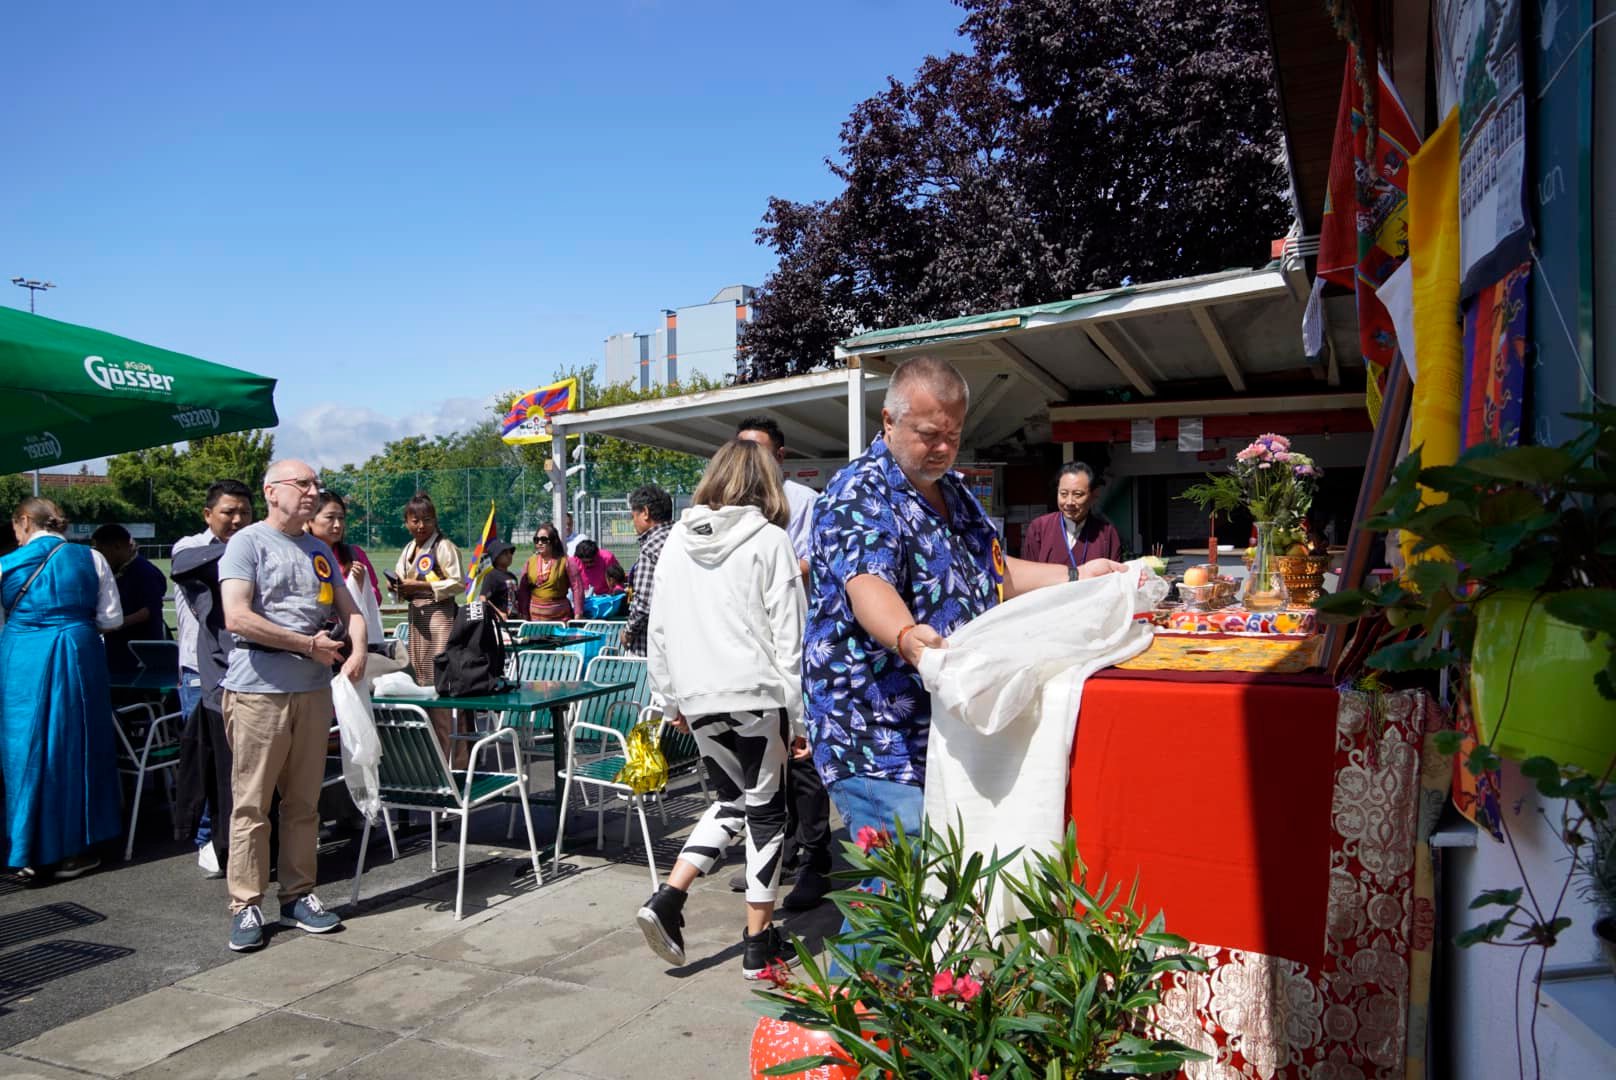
0 789 844 1080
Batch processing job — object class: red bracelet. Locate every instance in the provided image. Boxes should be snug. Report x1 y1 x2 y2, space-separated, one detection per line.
895 623 920 659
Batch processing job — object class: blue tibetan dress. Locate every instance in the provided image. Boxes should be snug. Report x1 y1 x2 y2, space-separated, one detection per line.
1 536 122 868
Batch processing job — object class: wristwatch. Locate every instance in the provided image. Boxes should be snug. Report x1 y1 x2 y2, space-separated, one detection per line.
1067 566 1080 582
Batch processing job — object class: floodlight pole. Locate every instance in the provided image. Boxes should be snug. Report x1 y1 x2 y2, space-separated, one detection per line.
11 277 55 314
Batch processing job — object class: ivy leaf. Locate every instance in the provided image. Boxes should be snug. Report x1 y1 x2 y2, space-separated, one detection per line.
1463 446 1575 485
1456 916 1513 948
1432 730 1465 754
1488 549 1556 592
1367 638 1459 672
1543 589 1616 639
1469 887 1523 910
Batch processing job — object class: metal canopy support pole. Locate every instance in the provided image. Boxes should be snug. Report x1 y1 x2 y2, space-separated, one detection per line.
550 425 567 532
847 361 866 457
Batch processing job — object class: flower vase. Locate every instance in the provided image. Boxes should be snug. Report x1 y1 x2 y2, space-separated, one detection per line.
1242 521 1290 612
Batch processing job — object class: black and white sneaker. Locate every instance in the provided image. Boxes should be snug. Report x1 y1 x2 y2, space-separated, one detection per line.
635 884 687 966
741 924 790 980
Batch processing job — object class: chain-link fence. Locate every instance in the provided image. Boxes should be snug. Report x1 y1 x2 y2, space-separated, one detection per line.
322 466 693 566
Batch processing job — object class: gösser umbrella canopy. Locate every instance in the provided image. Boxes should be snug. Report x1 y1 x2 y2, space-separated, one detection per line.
0 306 278 475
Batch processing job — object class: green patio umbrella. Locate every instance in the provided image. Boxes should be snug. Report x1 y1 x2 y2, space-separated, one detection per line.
0 306 278 475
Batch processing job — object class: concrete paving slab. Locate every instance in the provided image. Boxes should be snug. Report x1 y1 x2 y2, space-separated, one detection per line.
333 895 500 951
0 1053 107 1079
419 976 656 1066
177 936 395 1007
328 1037 543 1080
410 858 545 908
536 928 699 997
294 955 521 1035
123 1010 394 1080
8 987 266 1076
557 999 759 1079
419 916 617 973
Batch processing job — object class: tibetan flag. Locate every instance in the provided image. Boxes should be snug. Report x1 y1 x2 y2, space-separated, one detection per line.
464 501 498 598
1315 49 1421 425
500 378 578 444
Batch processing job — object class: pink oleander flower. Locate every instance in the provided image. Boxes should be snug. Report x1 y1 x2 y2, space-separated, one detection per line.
855 826 889 854
955 974 983 1003
973 1072 987 1079
932 970 956 997
759 960 793 989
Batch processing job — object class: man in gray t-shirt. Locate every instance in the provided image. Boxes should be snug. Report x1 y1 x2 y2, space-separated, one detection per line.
218 458 368 953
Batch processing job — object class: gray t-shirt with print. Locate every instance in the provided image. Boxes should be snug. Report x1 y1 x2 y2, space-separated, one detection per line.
218 522 338 694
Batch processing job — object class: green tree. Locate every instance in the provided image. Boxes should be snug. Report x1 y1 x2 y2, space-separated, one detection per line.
106 429 275 540
740 0 1290 378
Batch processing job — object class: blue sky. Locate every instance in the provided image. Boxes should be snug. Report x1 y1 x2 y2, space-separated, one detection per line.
4 0 967 469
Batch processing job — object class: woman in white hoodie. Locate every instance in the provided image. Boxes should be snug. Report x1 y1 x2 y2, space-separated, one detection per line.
636 439 807 980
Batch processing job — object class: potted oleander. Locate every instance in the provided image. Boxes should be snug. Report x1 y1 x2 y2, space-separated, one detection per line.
749 821 1208 1078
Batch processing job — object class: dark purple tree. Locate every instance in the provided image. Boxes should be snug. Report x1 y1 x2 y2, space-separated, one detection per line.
739 0 1290 381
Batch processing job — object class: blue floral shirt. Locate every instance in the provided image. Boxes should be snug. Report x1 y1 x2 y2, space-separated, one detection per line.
804 436 1003 788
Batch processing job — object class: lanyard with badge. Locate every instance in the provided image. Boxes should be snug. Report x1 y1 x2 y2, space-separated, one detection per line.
1063 523 1091 572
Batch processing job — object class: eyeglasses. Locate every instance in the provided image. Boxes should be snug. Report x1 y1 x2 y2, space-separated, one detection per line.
270 477 319 492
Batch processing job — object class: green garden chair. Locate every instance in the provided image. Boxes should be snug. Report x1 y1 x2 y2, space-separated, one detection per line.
350 704 541 920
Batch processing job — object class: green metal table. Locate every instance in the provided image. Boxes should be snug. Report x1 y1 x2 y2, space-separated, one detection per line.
107 670 181 694
371 678 635 852
507 631 602 651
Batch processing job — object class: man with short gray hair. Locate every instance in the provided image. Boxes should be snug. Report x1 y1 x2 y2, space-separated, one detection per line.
804 356 1125 849
218 459 368 952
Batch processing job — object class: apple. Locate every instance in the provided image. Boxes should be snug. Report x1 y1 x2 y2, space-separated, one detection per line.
1182 565 1210 587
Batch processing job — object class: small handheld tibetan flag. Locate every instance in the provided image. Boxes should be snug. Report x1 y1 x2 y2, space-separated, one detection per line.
464 502 498 598
500 378 578 444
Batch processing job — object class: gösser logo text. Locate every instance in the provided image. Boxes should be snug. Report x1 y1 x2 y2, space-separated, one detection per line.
84 355 176 393
22 432 62 461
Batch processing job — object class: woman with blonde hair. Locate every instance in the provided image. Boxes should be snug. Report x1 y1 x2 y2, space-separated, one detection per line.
2 497 124 879
635 439 806 979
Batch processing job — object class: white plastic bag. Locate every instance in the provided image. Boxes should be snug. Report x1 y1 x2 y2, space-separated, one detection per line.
331 673 383 822
370 670 433 697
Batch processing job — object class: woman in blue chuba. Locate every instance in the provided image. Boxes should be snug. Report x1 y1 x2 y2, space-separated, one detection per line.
1 497 124 880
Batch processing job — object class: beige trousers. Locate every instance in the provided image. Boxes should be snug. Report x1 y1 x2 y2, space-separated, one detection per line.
222 688 333 913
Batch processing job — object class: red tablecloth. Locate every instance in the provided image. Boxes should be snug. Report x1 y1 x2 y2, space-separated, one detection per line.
1069 676 1445 1078
1068 675 1339 969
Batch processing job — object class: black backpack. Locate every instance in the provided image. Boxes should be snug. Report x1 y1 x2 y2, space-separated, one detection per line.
433 602 509 698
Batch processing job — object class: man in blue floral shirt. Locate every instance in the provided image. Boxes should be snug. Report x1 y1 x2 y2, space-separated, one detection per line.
805 357 1126 845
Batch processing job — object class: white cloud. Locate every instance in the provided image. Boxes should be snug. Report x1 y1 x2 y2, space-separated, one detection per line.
271 395 499 471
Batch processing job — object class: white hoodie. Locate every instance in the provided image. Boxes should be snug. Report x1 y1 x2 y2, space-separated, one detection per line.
646 504 806 734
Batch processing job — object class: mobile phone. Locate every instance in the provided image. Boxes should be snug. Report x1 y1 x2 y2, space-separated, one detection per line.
383 570 403 591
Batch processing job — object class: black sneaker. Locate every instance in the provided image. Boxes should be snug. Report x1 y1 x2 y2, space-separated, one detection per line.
635 884 687 966
742 924 790 980
781 869 833 911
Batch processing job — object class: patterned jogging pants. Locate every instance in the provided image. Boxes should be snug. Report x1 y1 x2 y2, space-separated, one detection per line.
676 708 791 903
